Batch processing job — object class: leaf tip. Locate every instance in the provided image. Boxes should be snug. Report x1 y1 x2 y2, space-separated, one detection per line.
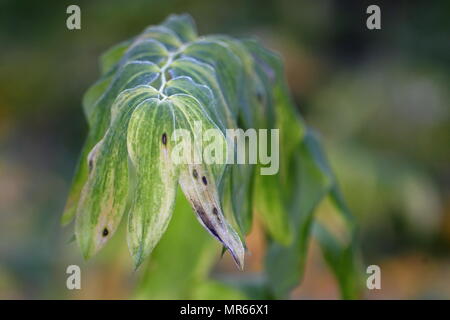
61 206 76 226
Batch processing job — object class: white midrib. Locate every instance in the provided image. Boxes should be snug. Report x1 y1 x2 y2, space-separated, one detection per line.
158 44 188 100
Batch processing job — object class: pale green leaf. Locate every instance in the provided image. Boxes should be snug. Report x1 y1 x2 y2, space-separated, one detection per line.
100 40 132 75
140 26 183 50
75 86 158 259
162 13 197 43
169 94 245 268
126 98 179 268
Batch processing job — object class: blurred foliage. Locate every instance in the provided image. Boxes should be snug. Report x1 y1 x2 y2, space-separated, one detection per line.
0 0 449 299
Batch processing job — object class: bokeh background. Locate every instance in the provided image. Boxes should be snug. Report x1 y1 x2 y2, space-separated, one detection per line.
0 0 449 299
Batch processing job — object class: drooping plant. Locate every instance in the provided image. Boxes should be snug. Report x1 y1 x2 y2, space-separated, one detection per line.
62 14 359 299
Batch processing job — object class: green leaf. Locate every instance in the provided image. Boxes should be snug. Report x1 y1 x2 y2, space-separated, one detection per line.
253 172 292 245
230 164 255 234
169 57 231 130
164 75 224 132
126 98 179 269
264 129 360 299
134 189 217 299
183 40 242 120
62 61 161 225
122 39 168 67
100 40 132 75
169 94 245 269
162 14 197 43
140 26 183 50
313 223 361 299
76 86 158 259
81 74 113 126
244 39 306 180
205 35 261 129
244 39 307 244
166 72 254 235
265 131 333 298
301 134 360 300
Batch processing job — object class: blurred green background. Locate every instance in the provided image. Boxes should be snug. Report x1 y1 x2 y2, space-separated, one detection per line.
0 0 449 299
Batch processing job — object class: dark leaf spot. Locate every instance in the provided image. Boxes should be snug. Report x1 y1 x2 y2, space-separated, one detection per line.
202 176 207 185
88 159 94 172
102 228 109 237
162 133 167 145
193 202 221 241
213 207 221 223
